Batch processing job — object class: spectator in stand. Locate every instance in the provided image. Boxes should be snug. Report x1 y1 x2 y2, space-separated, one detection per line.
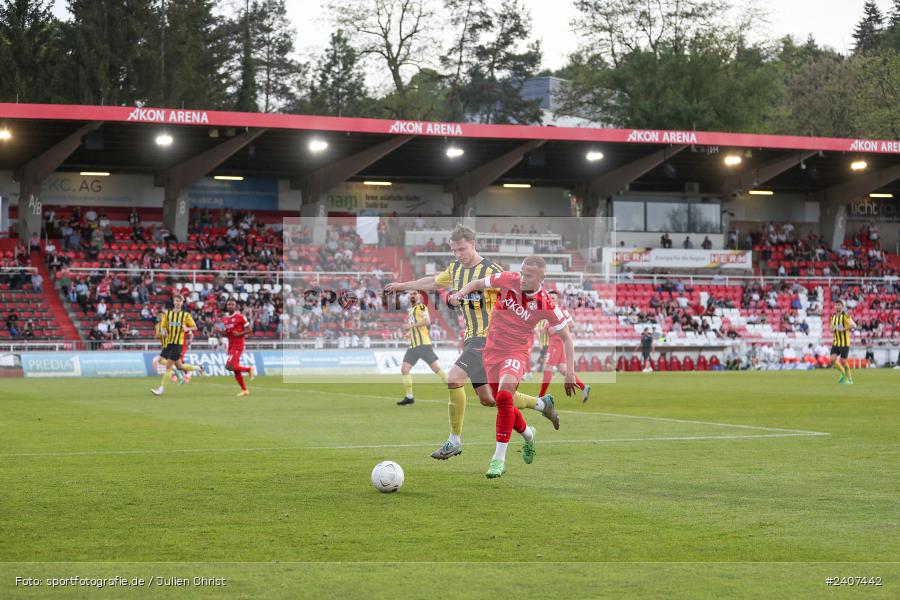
97 300 108 318
28 231 41 253
660 232 672 248
727 228 738 249
22 318 35 339
683 236 694 249
6 313 20 338
701 236 713 250
425 238 437 251
129 208 141 226
84 207 97 225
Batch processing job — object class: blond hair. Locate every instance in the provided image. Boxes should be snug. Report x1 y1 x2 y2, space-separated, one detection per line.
449 224 476 243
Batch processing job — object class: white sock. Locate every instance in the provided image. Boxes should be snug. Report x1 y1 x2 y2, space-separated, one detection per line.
520 426 534 442
449 433 461 446
406 394 413 400
492 441 508 461
533 397 546 412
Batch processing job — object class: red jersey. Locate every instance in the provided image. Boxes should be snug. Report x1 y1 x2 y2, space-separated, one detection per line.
483 272 568 356
222 312 249 350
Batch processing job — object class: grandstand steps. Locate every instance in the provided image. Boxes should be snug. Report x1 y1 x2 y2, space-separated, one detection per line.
34 253 82 342
565 250 587 272
369 247 412 281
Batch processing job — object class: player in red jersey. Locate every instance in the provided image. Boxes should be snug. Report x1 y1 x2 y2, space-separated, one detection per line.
538 290 590 402
222 298 256 396
450 256 576 478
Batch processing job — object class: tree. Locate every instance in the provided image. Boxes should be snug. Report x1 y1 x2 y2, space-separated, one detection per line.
306 29 370 117
232 0 256 111
891 0 900 27
558 0 778 131
770 37 859 137
326 0 435 118
145 0 232 109
250 0 303 112
68 0 155 105
853 1 884 54
0 0 68 102
440 0 490 121
456 0 543 124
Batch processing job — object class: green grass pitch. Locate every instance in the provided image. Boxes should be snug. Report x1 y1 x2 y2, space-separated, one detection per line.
0 371 897 598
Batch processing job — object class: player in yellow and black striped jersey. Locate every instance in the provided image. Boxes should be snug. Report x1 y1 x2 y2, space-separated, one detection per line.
829 300 857 385
397 293 447 406
384 224 558 460
151 295 202 396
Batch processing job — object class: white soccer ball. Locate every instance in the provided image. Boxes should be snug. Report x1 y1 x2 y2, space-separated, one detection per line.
371 461 404 493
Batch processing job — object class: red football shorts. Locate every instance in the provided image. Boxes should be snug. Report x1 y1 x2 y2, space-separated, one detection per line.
546 337 565 367
483 346 531 396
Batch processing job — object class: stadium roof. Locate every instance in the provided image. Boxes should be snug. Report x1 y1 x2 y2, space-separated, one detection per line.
1 103 899 196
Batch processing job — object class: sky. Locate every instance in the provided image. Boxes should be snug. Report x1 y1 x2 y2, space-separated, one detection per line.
50 0 894 75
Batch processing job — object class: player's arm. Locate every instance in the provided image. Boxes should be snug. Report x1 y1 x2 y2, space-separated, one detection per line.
405 307 431 329
448 277 487 306
183 313 199 333
158 313 169 338
385 275 440 293
845 314 857 330
554 324 578 397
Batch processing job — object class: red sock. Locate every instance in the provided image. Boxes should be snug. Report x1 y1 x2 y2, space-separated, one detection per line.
234 371 246 391
575 375 586 390
538 370 553 396
513 408 527 434
495 390 514 443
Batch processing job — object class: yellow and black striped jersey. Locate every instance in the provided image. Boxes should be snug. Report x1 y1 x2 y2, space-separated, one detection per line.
535 320 550 348
155 320 167 346
831 311 853 347
160 309 197 346
435 257 502 340
407 303 432 348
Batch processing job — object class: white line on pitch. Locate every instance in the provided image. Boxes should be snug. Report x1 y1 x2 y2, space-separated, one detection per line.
209 382 830 437
1 432 826 458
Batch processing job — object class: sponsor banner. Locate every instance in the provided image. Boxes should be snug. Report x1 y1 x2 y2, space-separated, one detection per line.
0 352 24 378
373 350 458 375
847 197 900 222
188 177 278 211
22 352 147 378
603 247 752 270
324 182 450 215
0 173 155 207
3 103 900 154
262 350 379 375
143 350 265 377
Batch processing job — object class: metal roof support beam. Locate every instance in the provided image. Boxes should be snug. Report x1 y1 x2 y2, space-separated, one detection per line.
293 135 416 208
292 135 414 244
13 121 104 241
813 162 900 250
722 150 818 197
447 140 546 217
583 145 688 216
155 127 267 241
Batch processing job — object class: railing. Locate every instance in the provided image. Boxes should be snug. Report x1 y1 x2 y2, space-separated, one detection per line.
1 266 38 275
59 268 395 286
610 272 900 287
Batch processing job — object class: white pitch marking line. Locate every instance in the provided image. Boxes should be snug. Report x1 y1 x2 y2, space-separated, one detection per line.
208 382 830 437
2 433 826 458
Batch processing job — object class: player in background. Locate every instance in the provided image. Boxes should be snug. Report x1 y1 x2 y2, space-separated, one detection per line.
222 298 256 396
450 256 576 478
385 225 558 461
151 295 202 396
174 329 196 384
830 299 857 385
152 308 182 384
640 327 654 373
537 290 591 402
397 292 447 405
